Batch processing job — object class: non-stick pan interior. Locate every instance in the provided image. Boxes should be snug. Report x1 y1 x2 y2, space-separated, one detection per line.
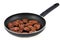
4 13 46 31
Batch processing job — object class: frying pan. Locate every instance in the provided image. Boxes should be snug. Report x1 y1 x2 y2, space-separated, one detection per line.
4 3 59 37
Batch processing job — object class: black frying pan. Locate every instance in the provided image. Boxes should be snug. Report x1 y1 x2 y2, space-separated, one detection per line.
4 3 59 37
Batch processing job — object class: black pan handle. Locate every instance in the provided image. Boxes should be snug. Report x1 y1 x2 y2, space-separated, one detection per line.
40 3 59 17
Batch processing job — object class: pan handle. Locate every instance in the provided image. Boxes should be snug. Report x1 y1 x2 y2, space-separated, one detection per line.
40 3 59 17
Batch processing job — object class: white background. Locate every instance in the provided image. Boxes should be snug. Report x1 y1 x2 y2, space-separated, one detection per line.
0 0 60 40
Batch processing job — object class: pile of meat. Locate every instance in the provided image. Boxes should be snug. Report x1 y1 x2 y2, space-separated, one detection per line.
8 18 41 33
